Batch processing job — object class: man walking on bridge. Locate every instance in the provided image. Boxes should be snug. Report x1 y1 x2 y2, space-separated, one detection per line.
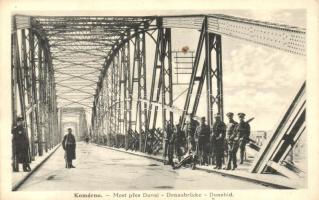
62 128 76 168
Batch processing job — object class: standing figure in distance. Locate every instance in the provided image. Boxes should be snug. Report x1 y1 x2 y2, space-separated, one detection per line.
212 114 226 169
85 135 90 144
62 128 76 168
224 112 239 170
12 116 31 172
236 113 251 164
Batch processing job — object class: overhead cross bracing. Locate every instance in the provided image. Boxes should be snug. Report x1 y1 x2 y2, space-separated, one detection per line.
14 14 305 110
31 16 156 109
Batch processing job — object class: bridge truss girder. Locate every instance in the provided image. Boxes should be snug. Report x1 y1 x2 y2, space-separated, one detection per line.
12 16 60 171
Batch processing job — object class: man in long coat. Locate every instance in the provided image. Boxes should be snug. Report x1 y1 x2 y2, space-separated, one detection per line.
12 117 31 172
62 128 76 168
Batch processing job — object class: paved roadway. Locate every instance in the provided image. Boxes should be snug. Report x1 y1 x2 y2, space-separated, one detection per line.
18 142 268 190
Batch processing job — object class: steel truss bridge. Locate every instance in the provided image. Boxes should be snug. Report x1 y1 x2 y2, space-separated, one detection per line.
11 14 306 179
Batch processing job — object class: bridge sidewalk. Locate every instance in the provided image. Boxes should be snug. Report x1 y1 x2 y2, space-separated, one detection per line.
95 144 306 189
11 144 61 191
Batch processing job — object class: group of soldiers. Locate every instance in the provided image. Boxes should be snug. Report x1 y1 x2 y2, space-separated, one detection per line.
164 112 251 170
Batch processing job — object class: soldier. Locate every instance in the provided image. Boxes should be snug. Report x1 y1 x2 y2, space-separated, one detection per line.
212 114 226 169
195 117 210 165
224 112 239 170
185 113 199 153
163 122 174 165
62 128 76 168
12 117 31 172
236 113 251 164
173 122 186 161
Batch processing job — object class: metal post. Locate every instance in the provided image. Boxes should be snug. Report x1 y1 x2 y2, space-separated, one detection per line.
205 17 213 127
180 21 205 128
37 37 44 156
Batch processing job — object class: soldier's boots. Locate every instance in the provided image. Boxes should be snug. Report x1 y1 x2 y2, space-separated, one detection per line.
23 164 31 172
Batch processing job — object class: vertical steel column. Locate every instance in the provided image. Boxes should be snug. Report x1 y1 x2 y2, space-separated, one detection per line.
36 37 44 156
105 68 111 146
113 54 120 146
97 90 102 143
160 28 174 160
161 28 174 128
22 29 35 159
180 21 205 128
109 63 115 145
215 34 224 121
123 38 131 149
136 32 147 151
28 29 37 157
43 43 49 153
147 26 163 131
205 17 213 127
59 107 63 142
48 54 54 149
11 30 17 170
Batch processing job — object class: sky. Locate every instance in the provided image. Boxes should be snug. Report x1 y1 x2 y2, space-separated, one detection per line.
163 10 306 132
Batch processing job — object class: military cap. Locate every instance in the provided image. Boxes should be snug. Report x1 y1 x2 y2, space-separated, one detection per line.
17 116 24 121
201 116 206 120
226 112 234 117
214 114 221 118
68 128 72 131
238 113 246 118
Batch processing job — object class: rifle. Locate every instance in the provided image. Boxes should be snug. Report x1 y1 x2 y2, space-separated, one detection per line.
246 117 255 123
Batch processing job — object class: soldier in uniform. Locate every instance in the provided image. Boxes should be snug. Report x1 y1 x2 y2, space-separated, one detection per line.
224 112 239 170
185 113 199 153
163 122 174 165
212 114 226 169
173 122 186 162
236 113 251 164
195 117 210 165
62 128 76 168
12 117 31 172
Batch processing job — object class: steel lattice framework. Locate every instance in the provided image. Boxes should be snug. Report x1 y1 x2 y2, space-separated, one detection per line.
12 14 306 177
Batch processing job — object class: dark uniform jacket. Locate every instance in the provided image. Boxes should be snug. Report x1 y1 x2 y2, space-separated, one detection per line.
186 119 199 142
226 120 238 143
195 123 210 144
62 133 76 160
12 125 31 163
212 121 226 150
235 121 250 142
173 125 186 146
164 124 174 143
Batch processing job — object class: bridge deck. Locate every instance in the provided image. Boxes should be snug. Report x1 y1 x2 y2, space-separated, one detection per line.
15 142 270 190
